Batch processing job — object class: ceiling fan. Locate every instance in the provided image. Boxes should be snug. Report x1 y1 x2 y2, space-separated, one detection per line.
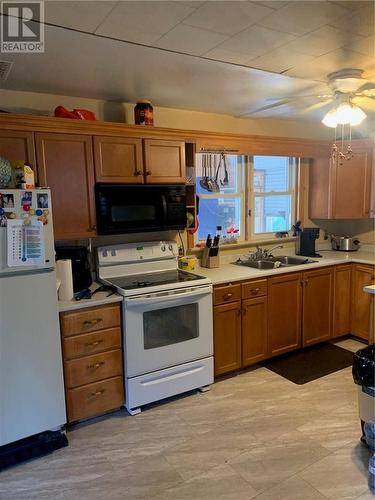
238 69 375 123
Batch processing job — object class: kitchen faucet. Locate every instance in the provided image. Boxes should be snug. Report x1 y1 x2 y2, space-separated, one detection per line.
264 244 284 257
248 244 284 260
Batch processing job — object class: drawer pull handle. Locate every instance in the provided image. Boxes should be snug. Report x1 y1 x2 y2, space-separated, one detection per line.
223 293 233 299
85 340 104 348
250 288 260 293
90 390 105 397
87 361 105 369
83 318 103 326
146 170 152 176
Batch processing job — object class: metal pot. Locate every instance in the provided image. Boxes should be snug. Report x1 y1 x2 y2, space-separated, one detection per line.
331 235 360 252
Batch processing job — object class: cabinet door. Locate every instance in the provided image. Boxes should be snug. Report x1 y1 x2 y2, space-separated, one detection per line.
93 136 144 183
351 264 375 340
35 133 96 240
242 296 267 367
333 265 352 338
143 139 185 183
331 150 372 218
302 267 333 346
268 273 302 356
213 301 241 376
0 129 36 171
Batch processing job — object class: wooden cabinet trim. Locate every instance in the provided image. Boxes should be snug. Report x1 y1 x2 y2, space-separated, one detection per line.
60 303 121 337
213 284 241 305
242 279 267 299
242 296 268 367
62 327 121 360
213 301 241 376
143 138 186 183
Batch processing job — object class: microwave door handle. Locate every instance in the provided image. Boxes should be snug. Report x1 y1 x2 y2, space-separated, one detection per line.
161 195 168 221
125 286 212 306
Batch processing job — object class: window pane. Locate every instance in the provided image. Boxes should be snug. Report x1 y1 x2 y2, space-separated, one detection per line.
196 154 240 195
253 156 289 193
197 198 241 240
254 195 292 234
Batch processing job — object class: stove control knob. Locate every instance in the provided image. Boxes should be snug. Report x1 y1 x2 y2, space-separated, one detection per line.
168 244 173 251
161 245 166 252
111 249 116 257
103 250 108 258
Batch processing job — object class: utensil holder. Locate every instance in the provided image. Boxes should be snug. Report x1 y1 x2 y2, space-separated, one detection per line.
201 247 220 269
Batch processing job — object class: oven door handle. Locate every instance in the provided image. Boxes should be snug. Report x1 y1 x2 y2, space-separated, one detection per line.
125 285 212 306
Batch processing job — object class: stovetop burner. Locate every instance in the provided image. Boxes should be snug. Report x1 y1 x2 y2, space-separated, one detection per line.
107 269 207 291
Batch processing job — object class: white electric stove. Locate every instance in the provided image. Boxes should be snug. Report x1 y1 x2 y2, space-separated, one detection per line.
97 241 214 415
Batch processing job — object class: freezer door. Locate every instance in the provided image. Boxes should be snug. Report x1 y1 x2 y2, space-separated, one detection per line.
0 270 66 446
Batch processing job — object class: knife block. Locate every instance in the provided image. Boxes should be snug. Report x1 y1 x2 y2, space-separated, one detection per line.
201 247 220 269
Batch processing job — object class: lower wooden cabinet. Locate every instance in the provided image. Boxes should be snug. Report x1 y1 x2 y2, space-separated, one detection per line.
213 301 241 376
302 267 333 346
333 265 352 338
60 303 124 423
268 273 302 356
351 264 375 340
242 296 268 367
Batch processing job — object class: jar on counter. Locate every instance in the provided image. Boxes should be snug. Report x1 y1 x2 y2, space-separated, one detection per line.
134 100 154 126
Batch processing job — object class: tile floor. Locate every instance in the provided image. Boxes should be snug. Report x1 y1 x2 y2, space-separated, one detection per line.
1 338 372 500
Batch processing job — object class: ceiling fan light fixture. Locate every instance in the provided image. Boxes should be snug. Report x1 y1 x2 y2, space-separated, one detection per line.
335 103 353 124
349 104 367 126
322 108 338 128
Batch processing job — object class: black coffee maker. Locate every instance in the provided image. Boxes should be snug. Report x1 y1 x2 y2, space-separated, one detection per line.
55 246 92 292
295 228 321 257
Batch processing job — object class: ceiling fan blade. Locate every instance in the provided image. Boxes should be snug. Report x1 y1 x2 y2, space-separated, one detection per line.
300 99 333 114
236 99 292 117
352 96 375 111
356 82 375 93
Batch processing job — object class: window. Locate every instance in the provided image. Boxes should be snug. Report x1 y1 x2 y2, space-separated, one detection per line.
196 154 245 242
250 156 297 238
195 154 298 244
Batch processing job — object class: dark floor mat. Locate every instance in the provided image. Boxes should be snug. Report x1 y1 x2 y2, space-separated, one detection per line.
263 343 354 384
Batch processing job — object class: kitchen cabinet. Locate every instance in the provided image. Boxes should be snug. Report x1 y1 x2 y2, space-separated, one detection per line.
35 133 96 240
143 139 186 183
60 303 124 423
309 145 373 219
213 301 241 377
268 273 302 356
351 264 375 340
242 296 268 367
0 129 36 169
93 136 144 183
302 267 333 346
333 265 352 338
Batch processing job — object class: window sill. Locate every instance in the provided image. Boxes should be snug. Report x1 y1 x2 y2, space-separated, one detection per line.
188 236 296 254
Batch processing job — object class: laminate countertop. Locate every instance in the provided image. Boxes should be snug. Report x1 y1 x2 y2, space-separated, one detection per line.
195 248 375 286
58 282 123 313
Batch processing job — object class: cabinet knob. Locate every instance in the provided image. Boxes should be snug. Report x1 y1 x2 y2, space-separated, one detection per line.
85 339 103 348
83 318 103 326
223 293 233 299
146 170 152 176
134 170 142 176
250 287 260 294
87 361 105 369
87 225 96 232
89 389 105 397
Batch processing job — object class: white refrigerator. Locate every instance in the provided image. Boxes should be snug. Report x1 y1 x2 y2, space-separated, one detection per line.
0 189 66 447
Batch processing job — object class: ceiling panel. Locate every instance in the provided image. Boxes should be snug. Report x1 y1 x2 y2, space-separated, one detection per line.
203 48 256 65
258 1 349 36
182 1 273 35
154 24 228 56
345 35 375 57
250 48 316 74
329 2 375 37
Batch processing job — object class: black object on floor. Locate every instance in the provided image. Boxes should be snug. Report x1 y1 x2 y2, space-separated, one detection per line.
263 343 354 384
0 431 68 471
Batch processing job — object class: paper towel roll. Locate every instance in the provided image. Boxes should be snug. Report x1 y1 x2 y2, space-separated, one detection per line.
56 259 74 301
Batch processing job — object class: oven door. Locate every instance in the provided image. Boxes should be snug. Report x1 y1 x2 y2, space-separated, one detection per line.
123 285 213 377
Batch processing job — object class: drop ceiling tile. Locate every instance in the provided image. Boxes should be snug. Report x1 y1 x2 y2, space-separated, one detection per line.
258 1 349 36
203 47 257 65
249 47 316 73
329 2 375 36
154 24 228 56
182 1 273 35
346 35 375 57
44 1 117 32
252 1 289 10
175 1 205 7
283 25 357 57
218 24 296 57
96 1 195 45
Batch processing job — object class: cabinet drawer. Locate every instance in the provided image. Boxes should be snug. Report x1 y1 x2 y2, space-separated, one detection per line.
63 327 121 360
66 376 124 422
61 304 121 337
242 279 267 299
213 284 241 305
65 349 123 388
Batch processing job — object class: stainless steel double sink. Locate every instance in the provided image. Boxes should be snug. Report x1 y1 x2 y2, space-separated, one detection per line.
233 255 317 270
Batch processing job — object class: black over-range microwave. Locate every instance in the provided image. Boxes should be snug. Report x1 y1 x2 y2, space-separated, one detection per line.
95 184 186 235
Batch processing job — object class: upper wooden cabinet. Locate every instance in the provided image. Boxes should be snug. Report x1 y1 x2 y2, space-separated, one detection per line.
94 136 143 183
0 130 36 168
302 267 333 346
309 145 373 219
143 139 185 183
35 133 96 240
268 273 302 357
351 264 375 341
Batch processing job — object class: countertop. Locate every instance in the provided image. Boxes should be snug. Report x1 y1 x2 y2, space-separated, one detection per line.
195 247 375 286
58 282 123 313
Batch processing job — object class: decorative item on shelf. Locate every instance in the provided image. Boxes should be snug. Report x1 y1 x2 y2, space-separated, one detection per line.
11 161 35 189
134 100 153 126
54 106 96 120
0 156 12 188
275 231 289 238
